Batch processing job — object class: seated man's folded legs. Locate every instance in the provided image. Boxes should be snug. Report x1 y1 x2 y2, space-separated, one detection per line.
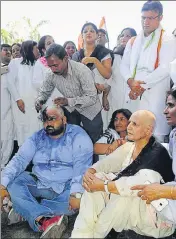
71 190 108 238
7 171 74 232
7 171 53 231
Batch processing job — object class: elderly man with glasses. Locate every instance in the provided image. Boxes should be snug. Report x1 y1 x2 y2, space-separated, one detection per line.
0 105 93 238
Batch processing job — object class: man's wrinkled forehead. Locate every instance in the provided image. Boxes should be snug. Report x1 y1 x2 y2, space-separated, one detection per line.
129 113 141 125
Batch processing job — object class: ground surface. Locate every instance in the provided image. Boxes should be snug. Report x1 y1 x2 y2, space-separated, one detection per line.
2 211 176 239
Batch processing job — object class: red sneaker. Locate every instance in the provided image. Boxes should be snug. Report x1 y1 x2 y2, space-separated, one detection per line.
40 215 68 238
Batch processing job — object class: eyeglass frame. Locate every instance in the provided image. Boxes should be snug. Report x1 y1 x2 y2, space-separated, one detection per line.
141 14 161 21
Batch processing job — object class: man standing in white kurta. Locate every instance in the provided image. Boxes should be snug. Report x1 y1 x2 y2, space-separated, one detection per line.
1 44 14 168
120 1 176 142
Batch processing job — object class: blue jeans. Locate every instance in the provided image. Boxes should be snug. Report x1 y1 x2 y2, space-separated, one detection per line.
7 171 76 231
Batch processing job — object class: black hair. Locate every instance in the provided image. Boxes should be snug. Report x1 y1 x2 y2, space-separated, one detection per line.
166 88 176 101
98 29 107 35
120 28 137 38
12 43 21 48
20 40 37 66
172 28 176 36
38 35 52 57
141 1 163 15
113 27 137 56
63 41 77 51
108 109 132 130
1 44 11 50
81 22 98 34
45 43 67 60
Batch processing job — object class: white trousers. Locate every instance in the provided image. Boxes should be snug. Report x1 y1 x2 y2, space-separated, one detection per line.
71 173 174 238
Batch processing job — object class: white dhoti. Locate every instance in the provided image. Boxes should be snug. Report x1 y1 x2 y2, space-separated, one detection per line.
71 171 174 238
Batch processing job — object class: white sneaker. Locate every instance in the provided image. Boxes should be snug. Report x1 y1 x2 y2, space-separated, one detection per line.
8 208 26 225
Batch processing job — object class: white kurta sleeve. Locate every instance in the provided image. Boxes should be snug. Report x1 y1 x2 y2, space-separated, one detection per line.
143 36 176 89
32 60 45 90
91 142 133 174
120 40 133 82
7 59 21 101
114 169 163 197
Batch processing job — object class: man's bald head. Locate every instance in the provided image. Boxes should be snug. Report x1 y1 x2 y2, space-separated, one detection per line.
45 105 65 118
127 110 156 142
132 110 156 131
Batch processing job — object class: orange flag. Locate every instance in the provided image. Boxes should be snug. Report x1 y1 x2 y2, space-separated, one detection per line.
99 16 106 29
99 16 109 48
78 33 83 50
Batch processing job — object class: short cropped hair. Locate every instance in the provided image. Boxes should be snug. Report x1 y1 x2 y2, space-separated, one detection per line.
45 43 67 60
141 1 163 15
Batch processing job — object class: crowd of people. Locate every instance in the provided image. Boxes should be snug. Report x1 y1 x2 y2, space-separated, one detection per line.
1 1 176 238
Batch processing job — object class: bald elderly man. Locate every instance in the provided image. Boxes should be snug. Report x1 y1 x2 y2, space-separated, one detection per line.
0 105 93 238
71 110 175 238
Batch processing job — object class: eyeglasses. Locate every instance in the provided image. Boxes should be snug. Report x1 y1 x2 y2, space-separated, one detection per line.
141 15 160 21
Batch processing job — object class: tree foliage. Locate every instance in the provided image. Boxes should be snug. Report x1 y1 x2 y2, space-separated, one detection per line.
1 17 49 44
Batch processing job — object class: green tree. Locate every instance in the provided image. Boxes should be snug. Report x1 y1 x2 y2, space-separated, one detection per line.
1 17 49 44
1 29 12 44
22 17 49 41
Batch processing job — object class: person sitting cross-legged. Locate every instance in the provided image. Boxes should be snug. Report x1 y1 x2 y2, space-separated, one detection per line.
0 105 93 238
71 110 175 238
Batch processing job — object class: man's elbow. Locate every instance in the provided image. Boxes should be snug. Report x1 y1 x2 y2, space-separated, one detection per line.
93 144 98 154
105 70 112 79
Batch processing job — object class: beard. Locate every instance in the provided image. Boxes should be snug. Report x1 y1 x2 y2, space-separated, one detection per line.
45 124 65 136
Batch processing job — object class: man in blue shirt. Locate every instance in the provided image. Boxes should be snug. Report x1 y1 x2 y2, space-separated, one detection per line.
0 105 93 238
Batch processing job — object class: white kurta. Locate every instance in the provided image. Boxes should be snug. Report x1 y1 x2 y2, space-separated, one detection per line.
7 58 42 146
92 54 112 130
108 54 127 121
1 66 14 167
120 28 176 136
32 59 63 105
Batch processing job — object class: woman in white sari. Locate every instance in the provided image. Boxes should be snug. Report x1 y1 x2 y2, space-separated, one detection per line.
7 40 42 146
